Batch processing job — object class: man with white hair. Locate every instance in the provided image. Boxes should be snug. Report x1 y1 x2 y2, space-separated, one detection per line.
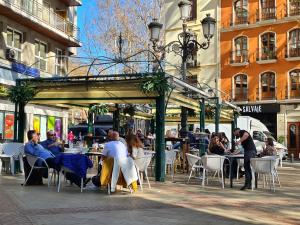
102 132 128 159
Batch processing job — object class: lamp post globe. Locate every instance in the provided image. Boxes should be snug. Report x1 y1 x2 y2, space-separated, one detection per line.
148 19 163 43
201 14 216 41
178 0 192 21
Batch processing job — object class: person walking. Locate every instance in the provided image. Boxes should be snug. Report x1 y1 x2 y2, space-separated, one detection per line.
233 128 257 190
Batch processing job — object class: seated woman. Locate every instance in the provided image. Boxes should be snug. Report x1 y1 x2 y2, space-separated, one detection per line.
208 136 229 155
126 134 144 159
262 138 277 156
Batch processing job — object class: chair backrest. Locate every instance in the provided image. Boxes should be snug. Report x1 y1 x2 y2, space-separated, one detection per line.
202 155 225 171
190 148 200 156
186 153 201 167
2 143 24 156
165 150 177 165
134 155 153 172
144 150 155 156
26 155 41 168
250 158 277 174
0 144 3 154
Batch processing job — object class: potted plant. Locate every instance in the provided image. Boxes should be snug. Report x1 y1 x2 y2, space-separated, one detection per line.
123 105 136 117
140 73 171 95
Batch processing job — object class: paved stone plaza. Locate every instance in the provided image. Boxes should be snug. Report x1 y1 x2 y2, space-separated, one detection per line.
0 163 299 225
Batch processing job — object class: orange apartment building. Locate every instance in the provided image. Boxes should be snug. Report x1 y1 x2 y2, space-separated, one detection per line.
221 0 300 158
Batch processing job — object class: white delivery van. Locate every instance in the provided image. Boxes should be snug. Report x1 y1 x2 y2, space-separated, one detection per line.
205 116 288 157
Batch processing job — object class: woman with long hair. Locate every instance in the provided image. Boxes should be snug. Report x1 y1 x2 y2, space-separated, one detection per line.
262 137 277 156
208 136 228 155
126 135 144 159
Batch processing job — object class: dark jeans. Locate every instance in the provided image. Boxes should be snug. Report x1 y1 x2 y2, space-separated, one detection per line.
244 158 252 186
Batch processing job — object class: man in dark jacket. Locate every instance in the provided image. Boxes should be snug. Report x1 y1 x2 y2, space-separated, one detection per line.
234 128 257 190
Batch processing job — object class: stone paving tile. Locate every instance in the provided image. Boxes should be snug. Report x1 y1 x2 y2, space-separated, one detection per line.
0 165 300 225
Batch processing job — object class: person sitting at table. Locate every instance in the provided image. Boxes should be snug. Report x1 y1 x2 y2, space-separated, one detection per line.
41 130 64 156
262 138 277 156
127 134 144 159
25 130 56 171
208 136 229 155
101 132 138 192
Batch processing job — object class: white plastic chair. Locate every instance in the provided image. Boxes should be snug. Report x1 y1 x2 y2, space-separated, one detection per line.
250 157 278 192
277 149 284 167
23 155 56 187
134 154 153 190
0 143 24 175
57 166 84 193
201 155 226 188
236 158 244 180
165 150 177 181
186 153 202 183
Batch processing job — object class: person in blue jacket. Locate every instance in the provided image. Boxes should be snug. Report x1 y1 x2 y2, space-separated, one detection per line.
40 130 63 156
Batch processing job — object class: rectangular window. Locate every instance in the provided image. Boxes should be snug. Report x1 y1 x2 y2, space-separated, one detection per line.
4 113 14 140
55 48 64 76
7 27 22 61
35 40 47 71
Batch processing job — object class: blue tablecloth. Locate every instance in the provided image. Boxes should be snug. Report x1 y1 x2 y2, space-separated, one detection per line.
54 153 93 178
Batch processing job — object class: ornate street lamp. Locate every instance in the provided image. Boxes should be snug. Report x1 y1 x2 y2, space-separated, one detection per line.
148 7 216 138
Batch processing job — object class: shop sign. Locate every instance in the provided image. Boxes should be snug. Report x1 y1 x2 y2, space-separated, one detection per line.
239 104 280 114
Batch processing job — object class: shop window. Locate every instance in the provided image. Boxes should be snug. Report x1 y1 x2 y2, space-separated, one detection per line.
233 0 248 25
232 36 248 63
260 32 276 60
234 74 248 101
33 115 41 134
261 72 275 100
40 116 47 141
289 124 296 148
4 113 14 140
47 116 62 139
288 29 300 57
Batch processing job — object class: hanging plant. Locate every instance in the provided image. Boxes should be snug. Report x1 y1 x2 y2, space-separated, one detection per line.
7 82 37 104
123 105 136 117
205 104 215 119
89 104 109 116
140 73 171 95
187 108 196 117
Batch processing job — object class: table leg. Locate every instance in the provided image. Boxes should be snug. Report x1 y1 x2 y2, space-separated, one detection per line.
230 158 233 188
255 172 258 189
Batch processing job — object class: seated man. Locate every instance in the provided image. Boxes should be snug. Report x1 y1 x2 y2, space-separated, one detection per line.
25 130 56 169
102 132 128 159
40 130 63 156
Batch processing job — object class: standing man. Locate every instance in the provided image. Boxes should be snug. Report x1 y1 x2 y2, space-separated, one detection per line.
233 128 257 190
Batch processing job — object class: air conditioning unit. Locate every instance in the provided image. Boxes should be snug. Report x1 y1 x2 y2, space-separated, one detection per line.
6 48 16 61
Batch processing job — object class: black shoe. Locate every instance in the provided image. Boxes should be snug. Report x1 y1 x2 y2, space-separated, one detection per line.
240 184 251 191
83 178 91 187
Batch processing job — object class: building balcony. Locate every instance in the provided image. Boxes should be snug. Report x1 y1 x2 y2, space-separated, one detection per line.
256 48 277 64
230 50 249 66
256 8 276 22
230 16 249 26
285 47 300 61
232 89 248 102
0 0 81 47
61 0 82 6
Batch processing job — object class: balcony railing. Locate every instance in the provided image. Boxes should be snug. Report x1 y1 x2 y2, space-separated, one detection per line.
257 7 276 21
230 50 249 64
287 85 300 99
257 88 276 100
256 48 277 61
232 89 248 101
231 16 249 26
288 46 300 58
2 0 80 41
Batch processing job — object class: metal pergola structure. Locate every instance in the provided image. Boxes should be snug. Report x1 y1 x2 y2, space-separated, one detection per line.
12 43 240 182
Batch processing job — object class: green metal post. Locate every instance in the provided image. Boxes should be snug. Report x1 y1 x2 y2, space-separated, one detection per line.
113 104 120 132
155 90 165 182
199 98 206 156
88 105 93 134
231 111 238 150
17 102 25 143
215 97 220 133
